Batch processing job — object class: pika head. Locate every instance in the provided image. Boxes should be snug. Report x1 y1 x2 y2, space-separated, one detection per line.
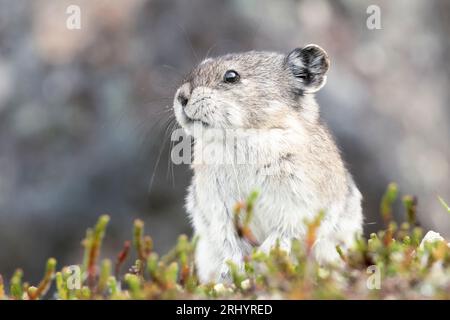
173 45 330 133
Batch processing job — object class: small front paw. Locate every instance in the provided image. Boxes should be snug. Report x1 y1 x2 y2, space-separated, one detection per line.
258 239 274 254
258 236 291 255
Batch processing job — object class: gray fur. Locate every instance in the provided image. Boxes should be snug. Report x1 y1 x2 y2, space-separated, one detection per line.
172 45 363 283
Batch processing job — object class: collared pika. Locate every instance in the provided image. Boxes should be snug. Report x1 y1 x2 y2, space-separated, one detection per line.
172 45 363 283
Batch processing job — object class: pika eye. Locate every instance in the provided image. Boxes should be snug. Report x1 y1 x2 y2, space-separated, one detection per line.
223 70 240 84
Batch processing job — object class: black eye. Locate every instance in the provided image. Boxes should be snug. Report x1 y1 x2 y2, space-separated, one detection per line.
223 70 240 83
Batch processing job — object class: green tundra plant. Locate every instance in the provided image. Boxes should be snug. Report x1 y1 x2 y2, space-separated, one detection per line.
0 184 449 300
438 196 450 214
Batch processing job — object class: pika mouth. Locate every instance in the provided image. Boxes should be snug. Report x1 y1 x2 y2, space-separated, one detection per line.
182 108 210 127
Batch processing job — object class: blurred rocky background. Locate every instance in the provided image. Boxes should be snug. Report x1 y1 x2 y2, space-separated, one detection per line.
0 0 448 282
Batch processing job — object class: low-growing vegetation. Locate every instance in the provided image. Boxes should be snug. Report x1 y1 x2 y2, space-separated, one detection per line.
1 184 449 300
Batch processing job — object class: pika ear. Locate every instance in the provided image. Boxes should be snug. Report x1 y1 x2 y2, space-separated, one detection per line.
285 44 330 94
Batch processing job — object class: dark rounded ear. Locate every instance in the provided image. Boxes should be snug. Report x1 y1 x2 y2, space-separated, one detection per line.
285 44 330 93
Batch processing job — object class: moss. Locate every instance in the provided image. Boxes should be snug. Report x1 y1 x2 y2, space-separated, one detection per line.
1 185 449 300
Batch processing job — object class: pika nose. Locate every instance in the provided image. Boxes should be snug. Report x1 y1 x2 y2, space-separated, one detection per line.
177 82 191 107
178 92 189 107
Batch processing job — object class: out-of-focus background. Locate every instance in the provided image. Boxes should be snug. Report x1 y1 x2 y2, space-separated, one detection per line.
0 0 449 282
